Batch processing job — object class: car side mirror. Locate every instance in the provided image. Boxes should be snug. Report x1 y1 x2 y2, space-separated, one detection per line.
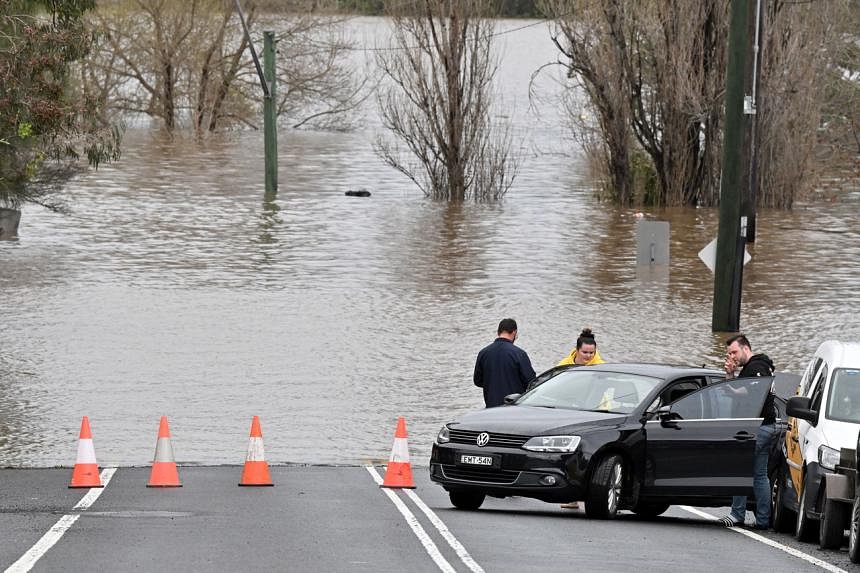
786 396 817 425
656 405 682 427
503 393 521 405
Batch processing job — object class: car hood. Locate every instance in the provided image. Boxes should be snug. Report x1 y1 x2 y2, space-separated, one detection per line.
449 405 629 436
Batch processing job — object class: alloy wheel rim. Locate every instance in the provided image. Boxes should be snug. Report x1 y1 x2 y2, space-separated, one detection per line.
608 462 622 513
797 484 806 535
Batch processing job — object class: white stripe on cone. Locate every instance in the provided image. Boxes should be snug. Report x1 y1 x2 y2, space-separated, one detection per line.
389 437 410 463
245 437 266 462
153 438 176 462
75 439 97 464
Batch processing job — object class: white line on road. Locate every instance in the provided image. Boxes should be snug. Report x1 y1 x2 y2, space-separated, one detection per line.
364 465 457 573
402 489 485 573
5 467 117 573
679 505 848 573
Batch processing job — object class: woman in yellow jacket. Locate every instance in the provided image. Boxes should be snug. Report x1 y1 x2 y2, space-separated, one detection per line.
557 328 604 366
558 327 604 510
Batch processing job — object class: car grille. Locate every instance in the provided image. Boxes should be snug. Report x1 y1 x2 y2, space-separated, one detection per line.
441 466 521 484
448 429 530 448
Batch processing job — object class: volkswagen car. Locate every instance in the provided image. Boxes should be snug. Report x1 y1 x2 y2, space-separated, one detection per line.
430 363 786 519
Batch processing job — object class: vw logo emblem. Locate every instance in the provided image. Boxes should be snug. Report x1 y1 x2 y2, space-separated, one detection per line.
476 432 490 447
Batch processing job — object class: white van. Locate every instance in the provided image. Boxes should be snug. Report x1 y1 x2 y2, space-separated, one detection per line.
773 340 860 546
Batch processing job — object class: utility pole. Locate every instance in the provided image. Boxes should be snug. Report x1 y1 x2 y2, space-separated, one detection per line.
263 31 278 196
234 0 278 197
741 0 763 243
713 0 750 333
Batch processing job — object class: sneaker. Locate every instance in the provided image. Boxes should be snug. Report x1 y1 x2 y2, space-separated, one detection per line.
719 516 740 527
560 502 580 509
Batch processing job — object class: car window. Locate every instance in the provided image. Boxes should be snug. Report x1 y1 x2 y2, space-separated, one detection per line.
810 365 828 412
518 370 663 414
669 377 773 420
825 369 860 423
801 357 823 396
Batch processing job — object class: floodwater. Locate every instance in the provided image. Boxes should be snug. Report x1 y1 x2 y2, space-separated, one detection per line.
1 19 858 467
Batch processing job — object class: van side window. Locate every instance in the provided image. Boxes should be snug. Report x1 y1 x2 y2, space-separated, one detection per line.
810 364 829 412
801 357 823 396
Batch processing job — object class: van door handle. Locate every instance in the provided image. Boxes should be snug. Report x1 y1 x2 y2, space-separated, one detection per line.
791 435 799 443
734 431 755 442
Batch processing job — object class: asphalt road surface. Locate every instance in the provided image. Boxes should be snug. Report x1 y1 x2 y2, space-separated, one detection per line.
1 466 854 572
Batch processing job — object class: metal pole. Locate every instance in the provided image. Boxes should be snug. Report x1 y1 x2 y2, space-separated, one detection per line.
263 31 278 196
713 0 749 333
742 0 763 243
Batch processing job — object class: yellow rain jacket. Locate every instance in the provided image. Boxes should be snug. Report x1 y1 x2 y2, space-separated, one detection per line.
557 349 605 367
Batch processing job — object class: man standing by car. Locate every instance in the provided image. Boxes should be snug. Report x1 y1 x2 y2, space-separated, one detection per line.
474 318 536 408
720 334 776 529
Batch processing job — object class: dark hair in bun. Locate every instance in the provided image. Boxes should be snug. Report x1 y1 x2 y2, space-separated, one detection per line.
576 328 597 349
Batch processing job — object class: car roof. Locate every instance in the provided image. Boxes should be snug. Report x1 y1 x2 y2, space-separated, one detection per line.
814 340 860 368
558 362 723 378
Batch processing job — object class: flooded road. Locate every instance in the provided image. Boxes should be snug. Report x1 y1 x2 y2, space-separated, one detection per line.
1 19 858 467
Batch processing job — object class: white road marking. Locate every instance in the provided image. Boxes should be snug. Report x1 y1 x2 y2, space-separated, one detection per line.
402 488 485 573
364 466 457 573
5 467 117 573
679 505 848 573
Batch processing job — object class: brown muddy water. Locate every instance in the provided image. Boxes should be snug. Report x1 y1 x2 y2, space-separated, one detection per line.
1 19 858 467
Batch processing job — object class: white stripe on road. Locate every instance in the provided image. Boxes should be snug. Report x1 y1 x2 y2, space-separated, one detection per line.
5 467 117 573
365 465 457 573
402 488 485 573
679 505 848 573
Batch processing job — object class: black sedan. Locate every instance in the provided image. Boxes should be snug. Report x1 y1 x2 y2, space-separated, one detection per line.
430 363 782 519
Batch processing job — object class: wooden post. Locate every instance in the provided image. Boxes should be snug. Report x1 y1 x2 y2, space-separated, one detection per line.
713 0 749 333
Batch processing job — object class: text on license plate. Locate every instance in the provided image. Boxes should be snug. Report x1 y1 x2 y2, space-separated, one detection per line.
460 455 493 465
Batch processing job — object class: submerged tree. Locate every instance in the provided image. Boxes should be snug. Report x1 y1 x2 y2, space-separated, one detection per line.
82 0 368 134
375 0 516 201
0 0 121 212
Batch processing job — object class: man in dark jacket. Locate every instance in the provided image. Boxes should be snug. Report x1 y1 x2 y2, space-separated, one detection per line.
474 318 536 408
720 334 776 529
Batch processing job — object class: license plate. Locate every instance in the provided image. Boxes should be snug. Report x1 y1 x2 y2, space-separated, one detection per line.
460 455 493 466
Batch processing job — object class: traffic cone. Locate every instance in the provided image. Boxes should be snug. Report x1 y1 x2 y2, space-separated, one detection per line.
147 416 181 487
380 416 415 489
69 416 103 488
239 416 273 486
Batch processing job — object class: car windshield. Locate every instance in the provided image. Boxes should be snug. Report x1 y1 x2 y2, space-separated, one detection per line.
826 368 860 423
517 369 663 414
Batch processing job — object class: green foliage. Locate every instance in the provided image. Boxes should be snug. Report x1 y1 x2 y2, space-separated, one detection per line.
0 0 121 211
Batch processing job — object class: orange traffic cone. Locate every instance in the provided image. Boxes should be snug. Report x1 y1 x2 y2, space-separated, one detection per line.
69 416 103 488
380 416 415 489
147 416 181 488
239 416 273 487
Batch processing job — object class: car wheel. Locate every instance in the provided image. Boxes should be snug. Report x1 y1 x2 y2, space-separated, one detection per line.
848 497 860 563
771 468 795 533
585 454 623 520
819 495 848 549
795 479 819 543
449 490 485 510
632 501 669 519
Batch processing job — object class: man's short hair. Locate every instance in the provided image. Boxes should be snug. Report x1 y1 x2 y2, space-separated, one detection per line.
726 334 751 350
498 318 518 335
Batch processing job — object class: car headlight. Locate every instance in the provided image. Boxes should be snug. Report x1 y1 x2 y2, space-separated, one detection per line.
436 425 450 444
819 445 840 471
522 435 581 453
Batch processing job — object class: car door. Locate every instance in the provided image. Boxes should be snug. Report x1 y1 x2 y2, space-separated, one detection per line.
643 376 774 497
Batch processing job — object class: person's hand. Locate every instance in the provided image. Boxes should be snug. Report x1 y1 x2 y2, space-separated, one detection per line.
724 356 737 379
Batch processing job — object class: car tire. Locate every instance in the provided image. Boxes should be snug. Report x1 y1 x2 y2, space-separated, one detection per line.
848 497 860 563
819 496 848 550
449 490 485 510
771 468 795 533
632 501 669 519
795 479 819 543
585 454 624 520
